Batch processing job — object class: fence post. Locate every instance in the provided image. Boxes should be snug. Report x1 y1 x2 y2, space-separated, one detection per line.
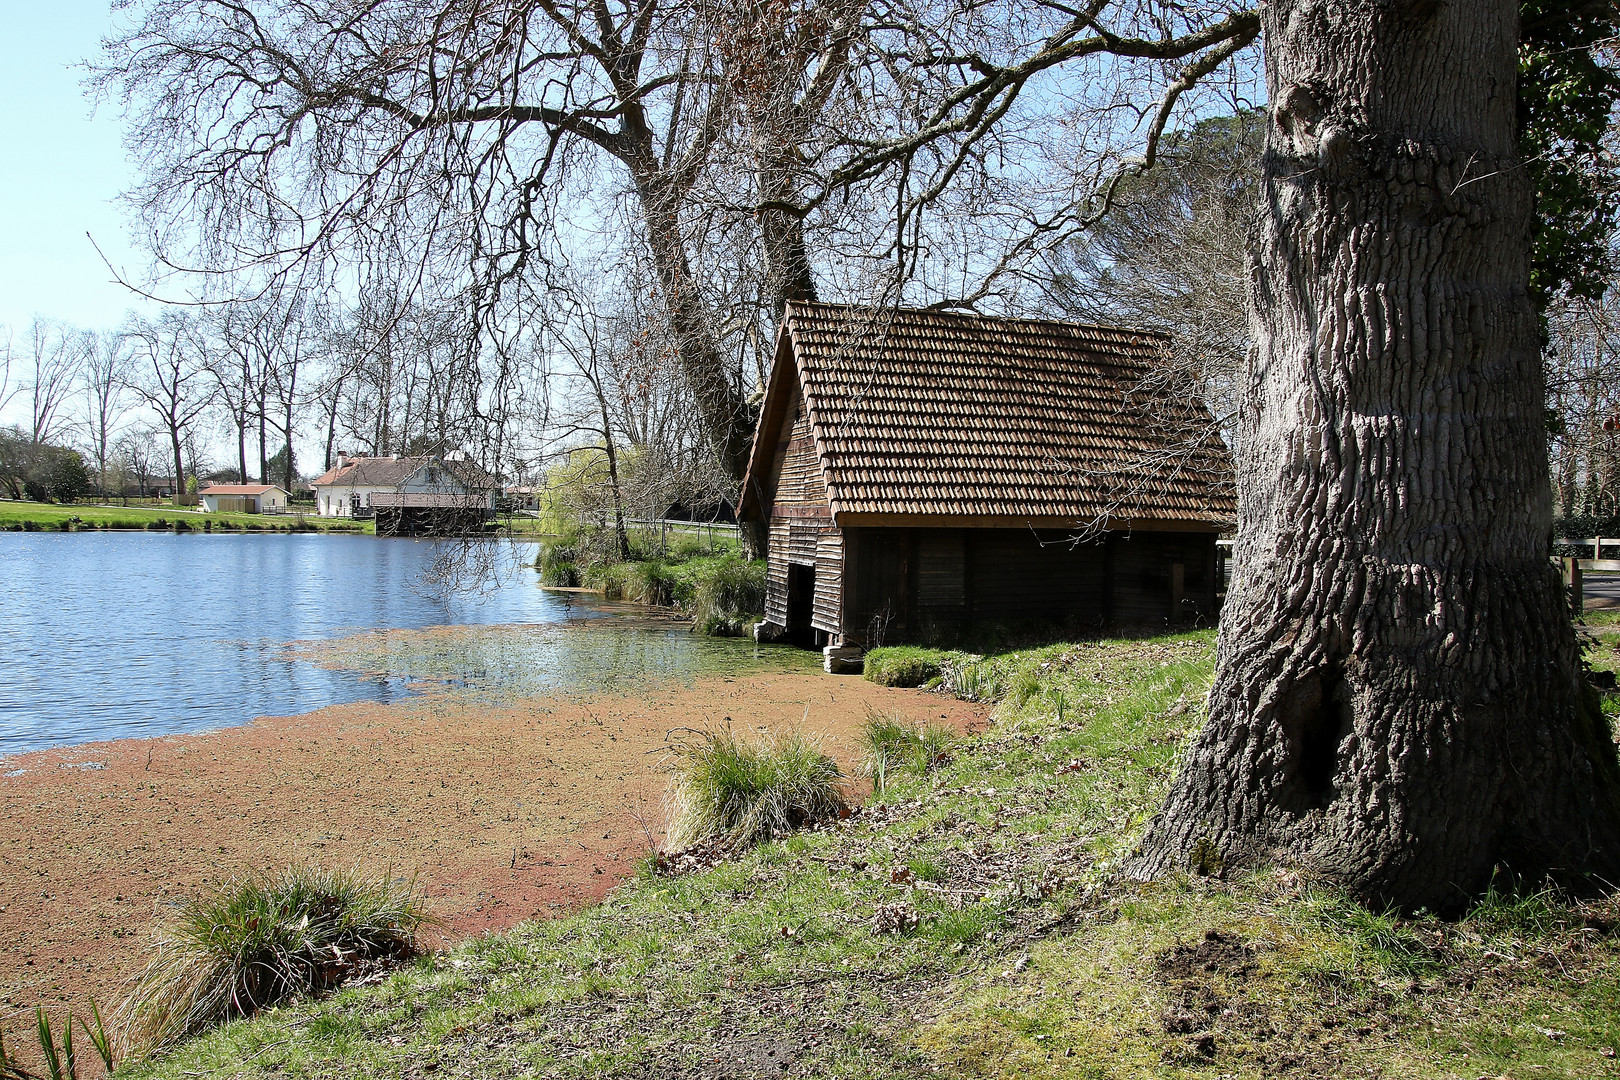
1564 557 1584 617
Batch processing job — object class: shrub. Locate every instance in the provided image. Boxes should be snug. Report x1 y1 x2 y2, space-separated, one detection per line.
584 561 633 600
665 727 846 850
859 708 956 792
116 866 432 1054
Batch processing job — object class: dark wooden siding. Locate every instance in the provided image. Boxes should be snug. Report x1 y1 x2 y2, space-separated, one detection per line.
915 529 966 637
1107 531 1216 625
771 396 828 510
835 526 1217 644
965 529 1108 626
761 380 840 638
842 528 911 644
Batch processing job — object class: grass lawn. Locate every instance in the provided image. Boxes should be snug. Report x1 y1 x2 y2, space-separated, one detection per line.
0 500 367 532
93 631 1620 1079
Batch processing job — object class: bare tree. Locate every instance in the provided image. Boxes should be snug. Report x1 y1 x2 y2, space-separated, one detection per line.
204 304 266 485
23 317 90 447
81 329 135 494
116 425 163 499
1047 109 1262 437
97 0 1261 491
124 311 213 505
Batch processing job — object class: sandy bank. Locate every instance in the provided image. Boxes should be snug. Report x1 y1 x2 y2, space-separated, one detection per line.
0 671 987 1028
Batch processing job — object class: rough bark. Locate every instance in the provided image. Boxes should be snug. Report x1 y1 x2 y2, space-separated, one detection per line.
1131 0 1620 909
634 168 756 485
760 179 817 325
168 426 186 508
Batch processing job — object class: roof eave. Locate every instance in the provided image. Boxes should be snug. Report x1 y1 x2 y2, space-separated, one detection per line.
737 320 800 522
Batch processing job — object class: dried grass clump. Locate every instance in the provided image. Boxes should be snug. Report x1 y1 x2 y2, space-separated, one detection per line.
665 727 846 850
116 865 432 1054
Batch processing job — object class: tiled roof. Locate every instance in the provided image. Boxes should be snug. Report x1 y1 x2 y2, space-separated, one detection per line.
741 303 1235 527
198 484 284 496
309 455 496 491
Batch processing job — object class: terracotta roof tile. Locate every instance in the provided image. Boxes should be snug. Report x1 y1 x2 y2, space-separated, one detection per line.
198 484 284 496
742 303 1235 527
309 455 496 491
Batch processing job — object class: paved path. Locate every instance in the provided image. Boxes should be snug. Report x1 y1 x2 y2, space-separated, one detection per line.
1584 573 1620 610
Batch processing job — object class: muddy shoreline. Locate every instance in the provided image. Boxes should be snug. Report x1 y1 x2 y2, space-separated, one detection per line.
0 671 987 1028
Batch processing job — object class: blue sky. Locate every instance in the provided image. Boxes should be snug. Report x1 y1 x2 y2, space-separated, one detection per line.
0 1 149 336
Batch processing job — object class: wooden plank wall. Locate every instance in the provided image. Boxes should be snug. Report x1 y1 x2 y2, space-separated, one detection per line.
836 526 1218 644
967 529 1108 626
773 398 828 509
765 523 791 626
813 531 843 635
842 527 910 645
915 530 967 637
760 388 841 638
1108 532 1215 625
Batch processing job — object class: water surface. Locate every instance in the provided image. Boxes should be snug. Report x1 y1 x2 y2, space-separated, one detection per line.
1 532 807 755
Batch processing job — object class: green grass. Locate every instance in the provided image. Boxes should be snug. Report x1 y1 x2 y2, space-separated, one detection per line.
864 646 968 687
859 707 955 792
110 630 1620 1080
114 866 432 1057
664 726 847 850
0 500 365 533
550 535 764 636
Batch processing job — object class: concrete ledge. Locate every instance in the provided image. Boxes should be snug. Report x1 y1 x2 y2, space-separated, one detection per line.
824 644 865 675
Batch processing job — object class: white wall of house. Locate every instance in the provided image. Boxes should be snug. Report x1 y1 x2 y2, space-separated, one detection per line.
315 484 398 517
199 488 290 513
313 463 493 517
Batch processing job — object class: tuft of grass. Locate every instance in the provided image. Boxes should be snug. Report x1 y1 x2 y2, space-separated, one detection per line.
687 555 764 636
115 866 432 1055
859 708 955 792
1465 872 1572 938
630 560 679 607
863 646 965 688
665 726 846 850
536 543 581 587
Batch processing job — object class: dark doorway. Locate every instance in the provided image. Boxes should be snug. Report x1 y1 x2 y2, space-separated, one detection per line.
786 563 817 647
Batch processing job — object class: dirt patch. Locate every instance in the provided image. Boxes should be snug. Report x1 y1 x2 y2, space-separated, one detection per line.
1155 928 1255 982
0 672 987 1031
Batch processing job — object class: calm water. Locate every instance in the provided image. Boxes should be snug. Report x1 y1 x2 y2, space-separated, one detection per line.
0 532 808 756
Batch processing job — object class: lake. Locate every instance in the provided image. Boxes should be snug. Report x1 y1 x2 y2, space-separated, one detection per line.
1 532 809 756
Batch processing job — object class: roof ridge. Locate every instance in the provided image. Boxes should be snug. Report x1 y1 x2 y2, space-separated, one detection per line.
782 300 1169 344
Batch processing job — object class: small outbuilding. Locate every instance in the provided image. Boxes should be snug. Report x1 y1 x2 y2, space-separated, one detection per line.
197 484 291 514
738 303 1235 656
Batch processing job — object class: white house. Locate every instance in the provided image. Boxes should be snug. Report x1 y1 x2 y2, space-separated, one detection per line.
197 484 291 513
308 451 496 518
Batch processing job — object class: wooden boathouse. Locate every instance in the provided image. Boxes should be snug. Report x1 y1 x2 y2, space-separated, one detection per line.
738 303 1235 658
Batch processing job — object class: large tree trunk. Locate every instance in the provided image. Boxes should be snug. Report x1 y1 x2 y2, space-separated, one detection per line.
1131 0 1620 909
633 170 755 485
169 425 186 508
